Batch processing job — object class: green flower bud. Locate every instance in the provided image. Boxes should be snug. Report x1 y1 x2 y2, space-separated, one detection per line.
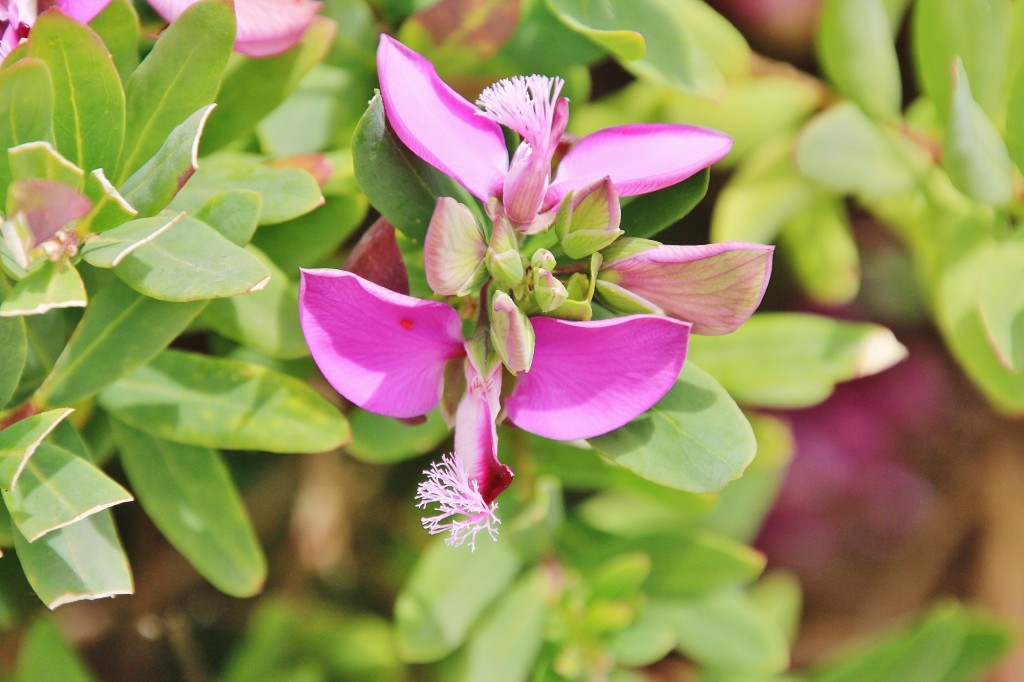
489 291 535 374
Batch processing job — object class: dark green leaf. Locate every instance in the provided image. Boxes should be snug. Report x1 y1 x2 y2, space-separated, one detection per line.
113 421 266 597
251 191 366 273
619 169 708 239
98 350 350 453
0 59 55 198
27 10 125 174
589 362 756 493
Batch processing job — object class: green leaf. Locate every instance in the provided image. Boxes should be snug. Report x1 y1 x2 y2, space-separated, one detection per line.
395 537 522 662
251 191 366 273
346 409 449 464
977 236 1024 372
119 105 215 217
3 442 132 542
0 407 73 489
0 261 87 317
14 617 97 682
81 168 137 233
0 58 55 198
26 10 125 175
589 362 756 493
117 0 235 182
912 0 1010 121
0 299 27 409
9 141 85 189
458 569 547 682
352 94 477 242
88 0 139 83
1008 59 1024 175
168 154 324 226
818 0 901 121
201 17 337 153
943 61 1015 206
113 421 266 597
619 169 708 239
643 531 766 596
80 213 183 268
34 277 206 407
98 350 350 453
688 313 909 409
201 246 309 359
779 197 860 306
195 190 262 247
13 508 132 609
795 103 929 198
648 588 789 674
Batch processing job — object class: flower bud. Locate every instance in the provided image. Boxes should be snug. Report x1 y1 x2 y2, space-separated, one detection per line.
424 197 488 296
556 177 624 259
530 248 556 271
489 291 535 374
502 143 550 226
487 215 525 288
533 268 568 312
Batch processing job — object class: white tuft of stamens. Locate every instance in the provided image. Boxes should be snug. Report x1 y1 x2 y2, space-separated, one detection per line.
476 75 565 148
415 453 500 551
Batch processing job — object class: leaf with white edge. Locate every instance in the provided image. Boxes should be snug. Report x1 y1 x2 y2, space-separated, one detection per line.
0 58 55 198
0 408 73 489
978 236 1024 371
13 508 132 609
26 9 125 176
81 213 184 268
34 277 206 408
14 617 97 682
109 214 271 302
3 442 132 542
688 313 909 409
168 155 324 226
98 350 350 453
82 168 137 232
0 261 87 318
119 105 214 218
113 421 266 598
0 301 26 409
779 197 860 306
818 0 901 121
202 246 308 359
395 537 522 662
589 362 756 493
943 61 1015 207
8 141 84 189
117 0 234 182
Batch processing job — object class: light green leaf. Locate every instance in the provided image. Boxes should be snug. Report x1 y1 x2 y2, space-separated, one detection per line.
459 569 547 682
943 61 1015 206
395 537 522 662
113 421 266 597
8 141 84 188
98 350 350 453
780 197 860 306
352 94 477 242
88 0 140 83
688 313 908 409
0 261 87 317
346 409 449 464
0 407 73 489
818 0 901 121
795 103 929 198
13 508 132 609
26 10 125 175
195 190 262 247
202 246 308 359
3 442 132 542
117 0 235 182
80 213 183 268
14 617 97 682
589 362 756 493
81 168 137 233
0 58 54 198
108 214 271 302
168 155 324 226
34 277 206 407
978 236 1024 371
201 17 337 153
119 105 215 217
0 292 27 409
251 190 366 273
1008 59 1024 174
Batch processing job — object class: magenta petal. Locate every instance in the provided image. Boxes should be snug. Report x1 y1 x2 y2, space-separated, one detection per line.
299 269 464 418
547 124 732 205
603 242 774 335
377 35 508 201
454 354 513 504
505 315 691 440
56 0 112 23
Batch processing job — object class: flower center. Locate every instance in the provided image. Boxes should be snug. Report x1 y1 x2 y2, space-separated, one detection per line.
415 453 500 550
476 75 565 150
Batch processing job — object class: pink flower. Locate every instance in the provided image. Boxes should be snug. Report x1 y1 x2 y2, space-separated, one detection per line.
299 268 690 547
0 0 111 60
146 0 321 57
377 35 732 229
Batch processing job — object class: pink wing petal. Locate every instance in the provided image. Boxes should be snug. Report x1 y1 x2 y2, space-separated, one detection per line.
603 242 774 335
377 35 508 201
546 124 732 206
505 315 691 440
454 355 513 504
56 0 112 23
299 269 464 418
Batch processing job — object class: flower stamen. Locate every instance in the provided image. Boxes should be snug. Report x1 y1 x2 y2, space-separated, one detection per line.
415 453 500 551
476 75 565 149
